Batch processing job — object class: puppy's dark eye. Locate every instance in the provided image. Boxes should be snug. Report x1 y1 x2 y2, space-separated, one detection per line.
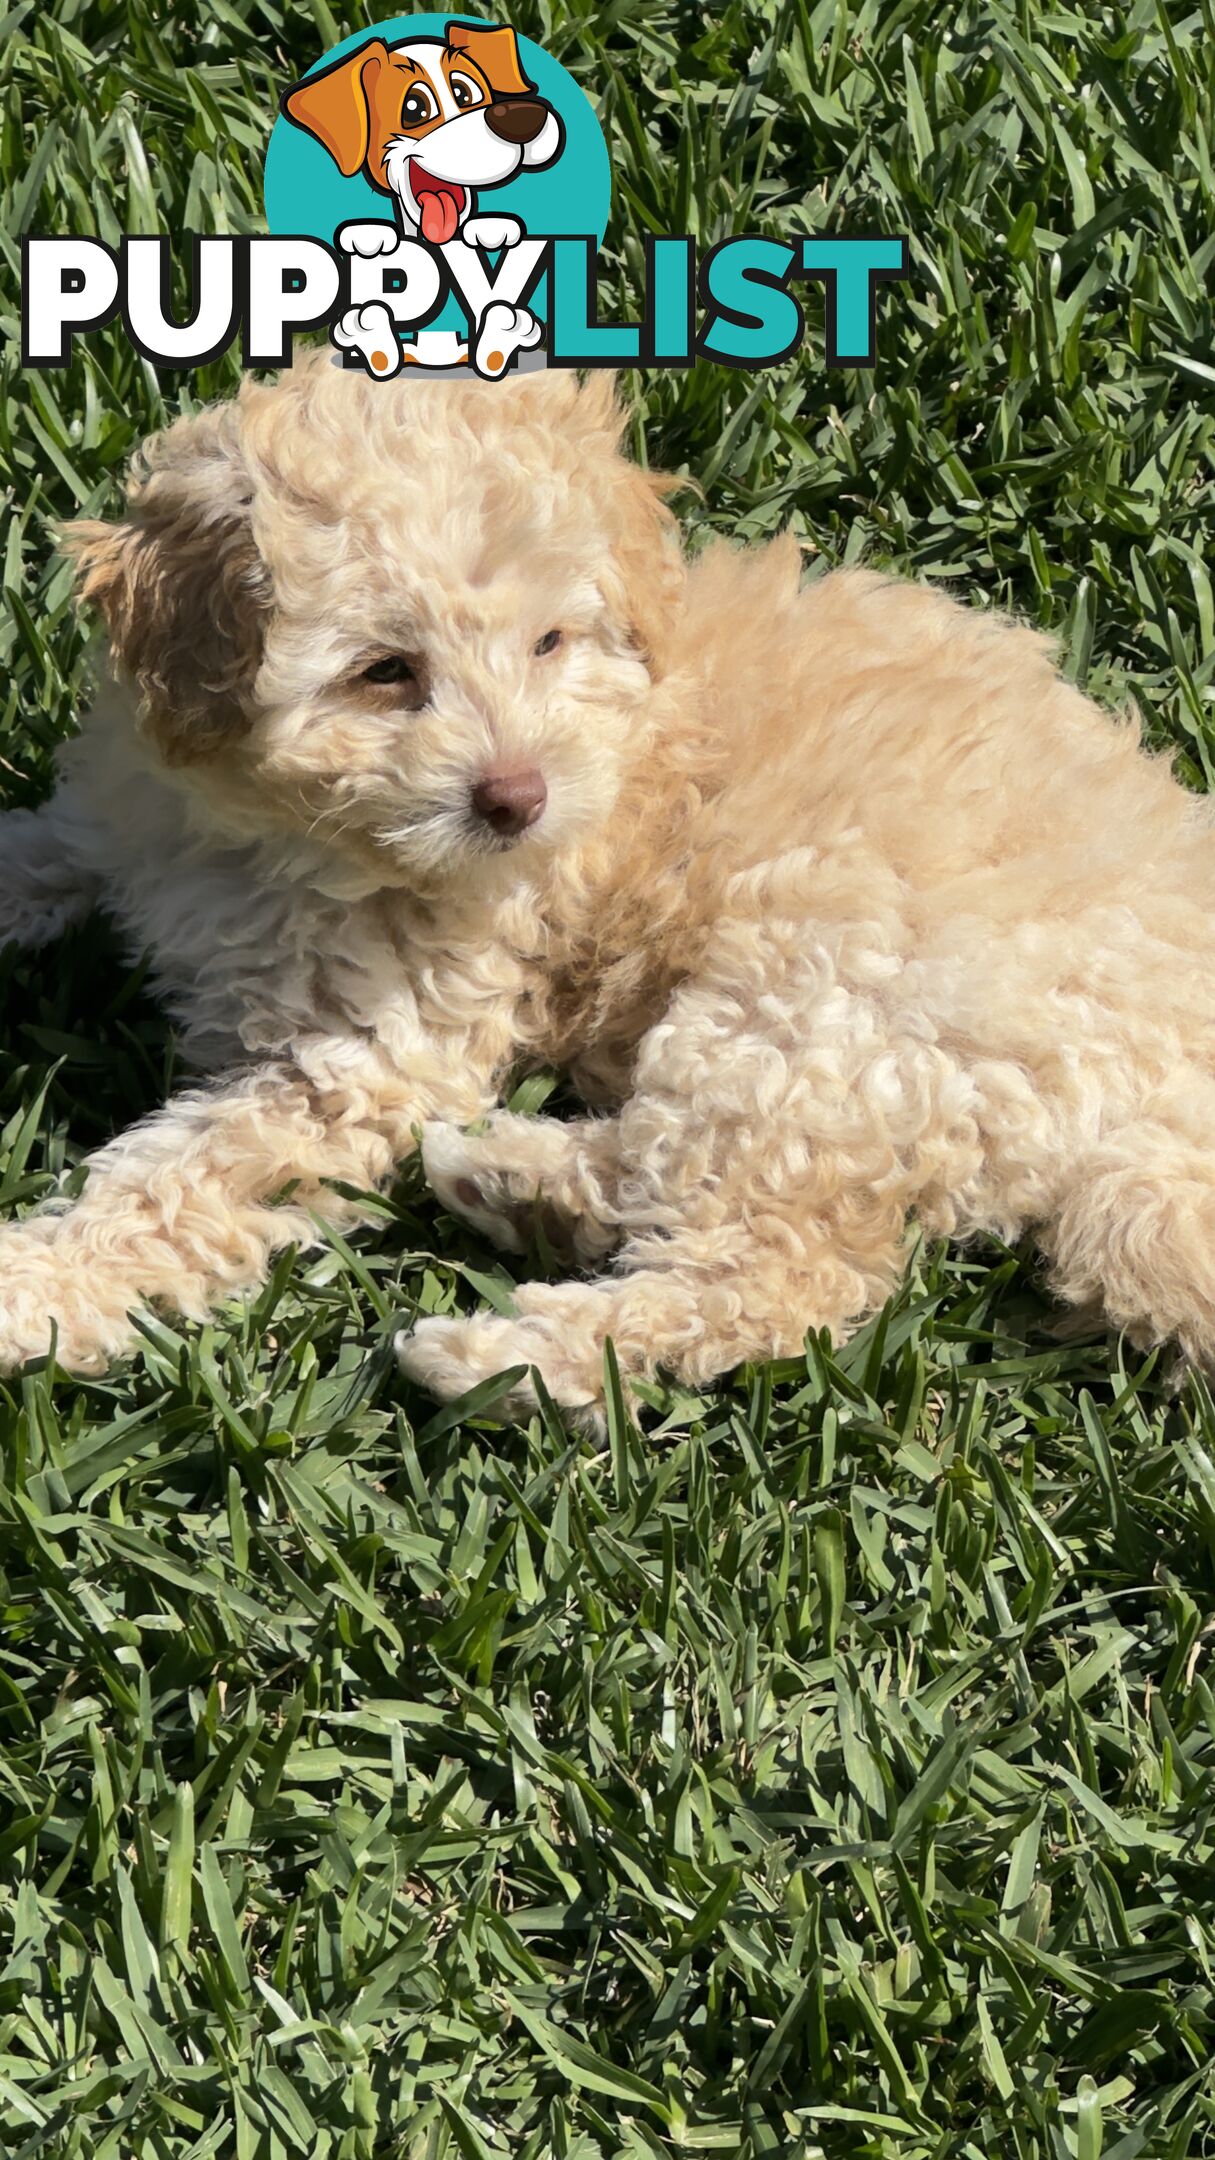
534 629 563 656
401 86 436 127
364 656 415 685
360 654 429 709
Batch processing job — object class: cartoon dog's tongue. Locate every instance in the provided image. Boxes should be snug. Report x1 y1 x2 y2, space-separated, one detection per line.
411 167 466 246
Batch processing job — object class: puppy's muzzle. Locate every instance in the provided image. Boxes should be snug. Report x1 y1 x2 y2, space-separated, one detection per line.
472 767 547 837
485 98 551 146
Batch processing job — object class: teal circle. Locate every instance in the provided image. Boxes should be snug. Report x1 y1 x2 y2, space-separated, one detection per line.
264 14 611 334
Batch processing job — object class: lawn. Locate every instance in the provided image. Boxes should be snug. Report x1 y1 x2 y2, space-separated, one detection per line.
2 0 1215 2154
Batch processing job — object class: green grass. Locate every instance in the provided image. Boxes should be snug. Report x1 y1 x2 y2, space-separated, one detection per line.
3 0 1215 2153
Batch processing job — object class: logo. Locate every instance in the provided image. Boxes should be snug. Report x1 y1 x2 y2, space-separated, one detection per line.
20 16 909 379
268 15 609 377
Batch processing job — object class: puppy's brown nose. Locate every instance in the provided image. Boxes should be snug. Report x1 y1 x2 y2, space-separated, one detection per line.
471 768 547 836
485 98 550 145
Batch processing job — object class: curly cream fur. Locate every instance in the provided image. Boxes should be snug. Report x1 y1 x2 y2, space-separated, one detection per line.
3 349 1213 1406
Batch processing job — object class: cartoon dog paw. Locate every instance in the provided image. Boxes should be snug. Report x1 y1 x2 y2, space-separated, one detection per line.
462 214 525 252
473 301 542 379
336 221 402 258
332 303 402 379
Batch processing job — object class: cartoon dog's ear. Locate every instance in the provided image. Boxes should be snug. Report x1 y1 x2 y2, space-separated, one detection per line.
62 402 271 766
445 21 535 98
282 38 389 176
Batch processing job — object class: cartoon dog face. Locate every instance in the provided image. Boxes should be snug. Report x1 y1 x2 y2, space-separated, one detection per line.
283 24 564 244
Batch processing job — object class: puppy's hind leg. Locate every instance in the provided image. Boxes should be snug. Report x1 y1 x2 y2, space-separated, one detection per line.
0 795 102 950
1042 1120 1215 1372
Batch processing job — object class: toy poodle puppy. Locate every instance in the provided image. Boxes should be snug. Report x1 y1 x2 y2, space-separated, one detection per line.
3 350 1215 1413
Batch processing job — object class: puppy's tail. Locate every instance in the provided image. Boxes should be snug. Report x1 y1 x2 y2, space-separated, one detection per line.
0 794 103 950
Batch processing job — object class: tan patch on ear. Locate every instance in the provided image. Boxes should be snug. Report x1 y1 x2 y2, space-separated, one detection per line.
283 38 388 177
62 407 270 766
444 21 535 99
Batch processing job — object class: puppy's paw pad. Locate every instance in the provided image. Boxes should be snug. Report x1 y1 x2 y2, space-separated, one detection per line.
419 1121 526 1253
463 214 524 252
474 302 542 378
333 304 401 378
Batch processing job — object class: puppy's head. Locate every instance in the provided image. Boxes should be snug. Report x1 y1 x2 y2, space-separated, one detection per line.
66 355 685 895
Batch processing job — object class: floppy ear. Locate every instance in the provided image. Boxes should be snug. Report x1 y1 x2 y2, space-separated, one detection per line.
282 38 388 176
445 21 535 98
62 403 271 767
568 376 686 677
608 465 686 680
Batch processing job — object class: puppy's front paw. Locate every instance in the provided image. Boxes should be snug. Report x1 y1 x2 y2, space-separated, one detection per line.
420 1120 528 1253
0 1232 132 1377
396 1313 538 1415
420 1116 621 1267
395 1312 599 1417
